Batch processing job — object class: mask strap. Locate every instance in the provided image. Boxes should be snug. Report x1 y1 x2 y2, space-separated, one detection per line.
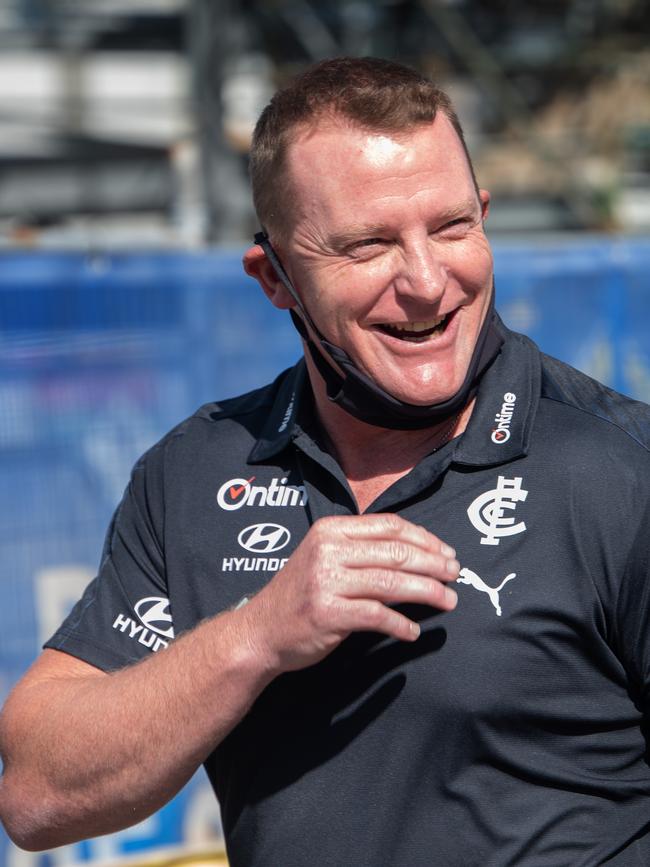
254 231 325 340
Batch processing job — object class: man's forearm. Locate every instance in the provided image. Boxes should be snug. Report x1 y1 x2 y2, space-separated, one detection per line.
0 606 275 851
0 514 460 851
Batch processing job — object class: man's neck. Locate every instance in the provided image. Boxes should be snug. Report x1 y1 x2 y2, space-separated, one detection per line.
303 355 473 512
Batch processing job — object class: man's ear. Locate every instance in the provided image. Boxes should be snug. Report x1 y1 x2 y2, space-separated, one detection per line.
243 244 296 310
479 188 491 221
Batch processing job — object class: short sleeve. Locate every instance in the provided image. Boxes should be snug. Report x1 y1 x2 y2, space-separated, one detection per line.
44 445 173 671
612 495 650 711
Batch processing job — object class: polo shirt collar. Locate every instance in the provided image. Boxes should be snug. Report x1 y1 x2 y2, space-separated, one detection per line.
452 318 540 467
248 317 540 469
248 360 307 463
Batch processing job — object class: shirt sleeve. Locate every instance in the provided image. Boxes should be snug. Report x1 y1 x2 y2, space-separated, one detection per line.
612 494 650 713
44 444 173 671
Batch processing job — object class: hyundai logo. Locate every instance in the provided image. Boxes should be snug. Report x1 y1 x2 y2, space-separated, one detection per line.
134 596 175 639
238 523 291 554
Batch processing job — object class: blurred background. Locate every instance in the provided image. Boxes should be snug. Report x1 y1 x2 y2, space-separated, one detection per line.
1 1 649 866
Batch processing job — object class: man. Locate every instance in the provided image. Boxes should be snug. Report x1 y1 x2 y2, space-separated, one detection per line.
1 57 650 866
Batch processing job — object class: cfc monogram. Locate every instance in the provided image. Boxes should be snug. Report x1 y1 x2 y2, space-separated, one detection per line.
467 476 528 545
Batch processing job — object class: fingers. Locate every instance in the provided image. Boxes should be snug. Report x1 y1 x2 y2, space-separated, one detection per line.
337 599 431 642
341 568 458 611
321 513 455 558
248 514 461 674
334 539 459 581
311 514 460 615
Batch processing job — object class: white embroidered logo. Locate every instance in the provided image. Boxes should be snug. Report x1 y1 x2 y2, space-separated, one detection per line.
278 392 295 433
491 392 516 444
467 475 528 545
238 523 291 554
457 568 516 616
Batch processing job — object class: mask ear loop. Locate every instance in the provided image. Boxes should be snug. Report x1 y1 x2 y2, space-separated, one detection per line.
254 232 319 333
253 231 347 376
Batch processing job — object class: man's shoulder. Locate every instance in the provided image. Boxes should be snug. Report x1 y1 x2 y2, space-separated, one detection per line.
134 364 300 473
193 374 285 425
536 348 650 452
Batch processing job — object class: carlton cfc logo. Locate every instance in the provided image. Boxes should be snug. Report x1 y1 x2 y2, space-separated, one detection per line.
467 475 528 546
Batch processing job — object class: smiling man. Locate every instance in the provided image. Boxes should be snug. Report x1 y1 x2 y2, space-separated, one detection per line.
246 118 494 451
2 57 650 867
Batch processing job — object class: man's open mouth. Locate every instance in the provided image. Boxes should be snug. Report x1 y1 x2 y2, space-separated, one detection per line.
375 314 450 343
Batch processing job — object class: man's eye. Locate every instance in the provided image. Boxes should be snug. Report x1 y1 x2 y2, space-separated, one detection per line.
346 238 386 257
440 218 469 233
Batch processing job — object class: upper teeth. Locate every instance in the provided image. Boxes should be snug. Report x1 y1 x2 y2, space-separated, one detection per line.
390 317 445 332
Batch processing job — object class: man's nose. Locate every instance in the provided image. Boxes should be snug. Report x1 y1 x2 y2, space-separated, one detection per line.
393 240 448 303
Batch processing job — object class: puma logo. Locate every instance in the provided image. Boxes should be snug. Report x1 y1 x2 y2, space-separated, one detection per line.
457 567 516 617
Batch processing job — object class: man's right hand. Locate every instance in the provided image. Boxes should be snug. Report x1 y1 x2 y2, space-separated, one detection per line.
240 513 460 674
0 514 458 851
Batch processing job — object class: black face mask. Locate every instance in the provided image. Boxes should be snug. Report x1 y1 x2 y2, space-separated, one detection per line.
255 231 503 431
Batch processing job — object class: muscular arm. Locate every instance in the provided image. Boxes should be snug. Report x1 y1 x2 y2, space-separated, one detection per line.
0 607 273 850
0 514 459 851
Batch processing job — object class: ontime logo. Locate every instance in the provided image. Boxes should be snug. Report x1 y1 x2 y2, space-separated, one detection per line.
491 392 516 444
216 476 307 511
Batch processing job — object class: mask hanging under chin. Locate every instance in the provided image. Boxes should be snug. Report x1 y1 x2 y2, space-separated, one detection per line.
255 231 503 431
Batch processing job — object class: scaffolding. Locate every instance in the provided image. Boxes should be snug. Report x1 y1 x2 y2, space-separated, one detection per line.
1 0 649 246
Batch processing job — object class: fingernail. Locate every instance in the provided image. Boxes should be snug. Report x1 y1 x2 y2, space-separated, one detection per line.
446 558 460 575
410 621 421 639
441 543 455 558
445 587 458 608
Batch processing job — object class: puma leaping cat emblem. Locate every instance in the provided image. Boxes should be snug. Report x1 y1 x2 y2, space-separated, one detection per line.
457 568 516 616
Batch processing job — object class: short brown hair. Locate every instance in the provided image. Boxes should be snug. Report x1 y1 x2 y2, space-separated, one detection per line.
250 56 477 238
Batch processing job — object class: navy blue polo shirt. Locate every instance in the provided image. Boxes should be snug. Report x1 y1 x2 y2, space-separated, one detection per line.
47 318 650 866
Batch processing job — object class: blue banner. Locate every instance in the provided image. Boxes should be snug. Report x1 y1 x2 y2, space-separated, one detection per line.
1 238 649 865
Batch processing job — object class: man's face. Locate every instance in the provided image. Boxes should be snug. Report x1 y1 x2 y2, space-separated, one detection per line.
272 114 493 406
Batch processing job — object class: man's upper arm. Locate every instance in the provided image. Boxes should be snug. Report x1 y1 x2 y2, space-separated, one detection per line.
17 649 107 688
44 444 171 673
0 649 107 774
2 650 107 728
